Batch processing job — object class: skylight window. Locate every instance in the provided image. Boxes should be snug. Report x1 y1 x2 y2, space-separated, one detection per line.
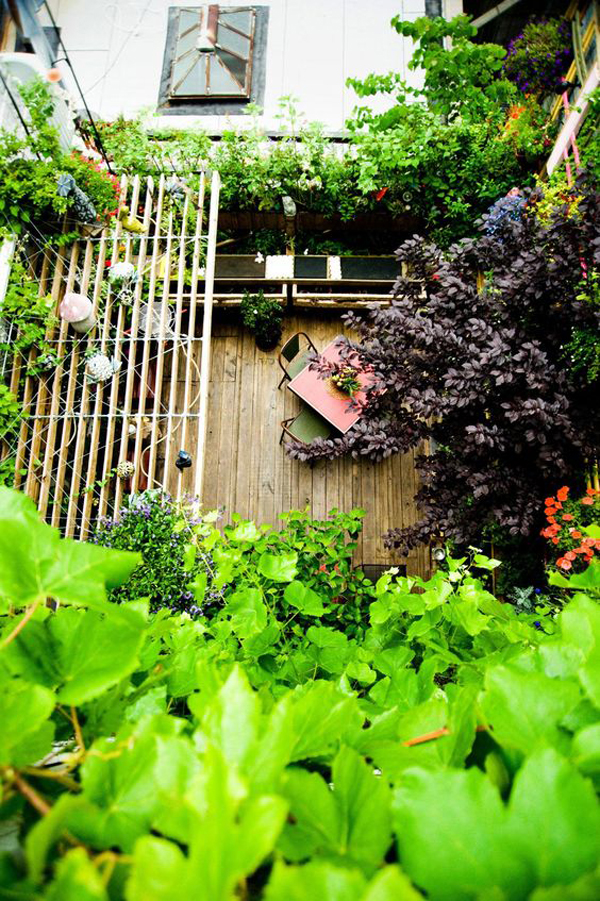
169 5 256 101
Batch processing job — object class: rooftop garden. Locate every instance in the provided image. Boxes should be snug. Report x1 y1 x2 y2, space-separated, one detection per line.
1 7 600 899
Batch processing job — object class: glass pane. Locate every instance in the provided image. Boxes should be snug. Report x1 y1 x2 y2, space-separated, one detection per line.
177 26 199 57
220 9 252 34
179 8 199 33
209 56 243 95
218 49 247 87
176 60 207 96
218 25 250 58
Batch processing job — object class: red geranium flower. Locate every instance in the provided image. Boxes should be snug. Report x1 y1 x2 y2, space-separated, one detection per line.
557 487 569 502
582 497 594 505
562 514 574 521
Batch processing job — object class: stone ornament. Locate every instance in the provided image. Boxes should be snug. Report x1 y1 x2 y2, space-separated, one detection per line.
59 292 96 333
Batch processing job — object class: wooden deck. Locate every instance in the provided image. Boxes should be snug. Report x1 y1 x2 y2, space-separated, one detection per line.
180 310 430 577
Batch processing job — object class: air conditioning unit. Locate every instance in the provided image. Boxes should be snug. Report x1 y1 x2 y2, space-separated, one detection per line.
0 52 75 151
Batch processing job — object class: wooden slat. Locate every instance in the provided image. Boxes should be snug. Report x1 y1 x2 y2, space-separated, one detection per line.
79 175 128 537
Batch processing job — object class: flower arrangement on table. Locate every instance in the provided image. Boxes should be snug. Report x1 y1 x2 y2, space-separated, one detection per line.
541 485 600 572
330 363 361 397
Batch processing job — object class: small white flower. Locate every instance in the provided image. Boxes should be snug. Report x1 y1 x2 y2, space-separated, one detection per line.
254 252 264 264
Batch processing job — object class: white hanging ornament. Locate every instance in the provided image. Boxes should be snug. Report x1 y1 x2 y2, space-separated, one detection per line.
116 460 135 479
86 352 121 384
59 292 96 333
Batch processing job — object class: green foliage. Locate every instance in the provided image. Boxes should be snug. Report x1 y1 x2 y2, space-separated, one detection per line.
240 290 284 349
345 14 557 246
564 270 600 383
2 494 600 899
0 77 120 231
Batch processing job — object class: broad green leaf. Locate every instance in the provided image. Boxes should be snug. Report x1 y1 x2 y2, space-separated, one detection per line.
200 666 260 769
126 836 188 901
0 487 140 606
290 682 363 761
0 678 55 765
248 695 296 793
481 665 580 754
258 551 298 582
363 866 424 900
332 745 392 874
3 606 146 705
185 746 287 901
393 767 530 901
73 717 185 852
226 587 267 638
228 521 262 543
508 747 600 887
572 723 600 782
528 868 600 900
265 860 366 901
279 746 391 876
43 848 108 901
284 580 325 616
560 597 600 707
27 794 87 882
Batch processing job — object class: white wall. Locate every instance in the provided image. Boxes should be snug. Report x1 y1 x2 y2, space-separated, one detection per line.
41 0 428 132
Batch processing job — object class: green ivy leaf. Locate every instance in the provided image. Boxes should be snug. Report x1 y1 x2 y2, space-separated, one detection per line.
284 580 325 616
0 488 140 606
3 606 146 705
393 767 530 900
481 665 580 754
258 552 298 582
0 677 55 765
508 747 600 887
226 587 268 638
43 848 109 901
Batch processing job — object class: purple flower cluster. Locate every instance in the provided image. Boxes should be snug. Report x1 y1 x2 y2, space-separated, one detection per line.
91 489 224 616
483 191 527 238
503 18 573 96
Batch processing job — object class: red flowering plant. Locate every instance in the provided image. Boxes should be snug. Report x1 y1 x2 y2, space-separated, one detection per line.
62 153 121 221
541 486 600 573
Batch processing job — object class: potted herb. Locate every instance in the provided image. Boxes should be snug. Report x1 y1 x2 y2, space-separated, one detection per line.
240 290 284 351
330 363 361 397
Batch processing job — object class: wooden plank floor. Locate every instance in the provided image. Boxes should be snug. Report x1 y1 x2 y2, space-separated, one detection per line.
167 309 430 577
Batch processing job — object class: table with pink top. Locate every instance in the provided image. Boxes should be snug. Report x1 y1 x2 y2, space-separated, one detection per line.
287 336 373 434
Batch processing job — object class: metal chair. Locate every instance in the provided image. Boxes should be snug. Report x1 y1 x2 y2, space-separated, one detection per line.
277 331 317 389
280 405 334 446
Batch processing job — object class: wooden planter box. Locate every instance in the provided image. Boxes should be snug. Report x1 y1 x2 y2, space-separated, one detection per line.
211 254 400 283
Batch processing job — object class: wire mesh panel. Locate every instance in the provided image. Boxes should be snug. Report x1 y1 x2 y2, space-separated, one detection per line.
1 172 221 538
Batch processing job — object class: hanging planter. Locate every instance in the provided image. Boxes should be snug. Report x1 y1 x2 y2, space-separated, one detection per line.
59 293 96 333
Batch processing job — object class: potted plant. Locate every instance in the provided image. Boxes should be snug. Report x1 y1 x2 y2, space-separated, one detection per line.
240 290 284 351
330 363 361 397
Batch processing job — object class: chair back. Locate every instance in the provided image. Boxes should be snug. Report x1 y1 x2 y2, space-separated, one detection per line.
281 333 301 363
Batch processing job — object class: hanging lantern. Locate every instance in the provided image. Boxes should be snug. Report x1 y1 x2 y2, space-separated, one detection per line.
59 293 96 333
175 450 192 471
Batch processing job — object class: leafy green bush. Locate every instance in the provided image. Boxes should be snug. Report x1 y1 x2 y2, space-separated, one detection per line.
1 487 600 899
